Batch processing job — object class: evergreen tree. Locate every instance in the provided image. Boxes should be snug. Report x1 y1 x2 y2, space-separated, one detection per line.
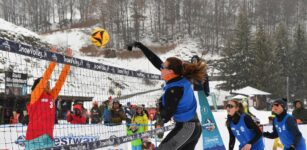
290 24 307 99
272 23 291 97
250 24 276 95
218 10 253 91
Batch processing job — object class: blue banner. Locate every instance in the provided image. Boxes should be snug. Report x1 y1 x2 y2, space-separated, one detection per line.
0 38 161 80
198 91 225 150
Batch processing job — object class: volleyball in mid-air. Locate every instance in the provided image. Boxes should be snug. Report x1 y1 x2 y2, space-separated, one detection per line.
91 28 110 47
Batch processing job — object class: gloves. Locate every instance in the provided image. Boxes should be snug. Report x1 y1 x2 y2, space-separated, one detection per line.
127 43 134 51
127 41 142 51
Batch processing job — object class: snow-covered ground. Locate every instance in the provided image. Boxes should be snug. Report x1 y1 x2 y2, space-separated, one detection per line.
0 18 39 38
1 107 307 150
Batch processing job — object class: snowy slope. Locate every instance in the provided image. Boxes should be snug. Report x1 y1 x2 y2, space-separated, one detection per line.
0 18 51 50
0 18 39 38
0 18 228 104
40 27 222 75
40 28 91 52
0 19 164 108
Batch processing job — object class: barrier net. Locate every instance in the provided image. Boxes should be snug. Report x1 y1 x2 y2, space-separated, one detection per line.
0 38 167 150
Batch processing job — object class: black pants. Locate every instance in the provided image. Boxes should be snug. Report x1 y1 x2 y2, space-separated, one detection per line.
158 115 202 150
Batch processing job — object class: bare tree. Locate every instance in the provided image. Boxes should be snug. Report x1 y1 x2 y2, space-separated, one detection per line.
69 0 75 24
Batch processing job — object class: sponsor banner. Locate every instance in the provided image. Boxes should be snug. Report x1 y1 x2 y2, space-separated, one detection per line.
15 135 99 147
0 38 161 80
41 124 174 150
0 124 174 150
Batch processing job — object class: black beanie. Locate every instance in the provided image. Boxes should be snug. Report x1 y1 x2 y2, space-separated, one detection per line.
273 99 287 110
191 55 200 63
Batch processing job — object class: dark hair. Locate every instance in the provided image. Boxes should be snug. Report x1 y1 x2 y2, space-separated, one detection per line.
166 57 184 75
166 57 207 82
31 77 42 91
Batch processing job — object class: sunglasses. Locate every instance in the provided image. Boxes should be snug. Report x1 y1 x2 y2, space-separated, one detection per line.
226 104 235 109
272 103 281 107
160 64 170 70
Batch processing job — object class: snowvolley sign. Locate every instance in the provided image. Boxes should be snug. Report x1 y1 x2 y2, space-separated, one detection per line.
0 38 160 80
198 91 226 150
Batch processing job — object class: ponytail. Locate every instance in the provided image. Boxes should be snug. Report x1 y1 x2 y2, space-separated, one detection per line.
183 62 207 83
166 57 207 82
237 102 244 114
226 115 231 128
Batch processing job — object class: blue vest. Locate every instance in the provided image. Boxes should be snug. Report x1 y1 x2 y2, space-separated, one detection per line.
230 114 264 150
273 114 306 150
162 77 196 122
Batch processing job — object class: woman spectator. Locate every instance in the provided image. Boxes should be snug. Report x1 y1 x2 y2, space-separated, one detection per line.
67 103 86 124
127 105 148 150
110 100 126 125
90 101 102 124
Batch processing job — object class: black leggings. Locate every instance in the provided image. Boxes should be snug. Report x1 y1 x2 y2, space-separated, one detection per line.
158 117 202 150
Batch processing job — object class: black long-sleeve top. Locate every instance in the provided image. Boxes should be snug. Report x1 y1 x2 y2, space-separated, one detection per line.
203 75 210 96
193 75 210 96
135 42 184 123
135 42 163 70
227 113 262 150
263 111 303 148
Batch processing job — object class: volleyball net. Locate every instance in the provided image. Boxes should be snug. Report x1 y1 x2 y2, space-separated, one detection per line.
0 38 169 150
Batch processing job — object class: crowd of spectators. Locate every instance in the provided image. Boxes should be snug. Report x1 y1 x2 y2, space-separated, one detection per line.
0 94 160 125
